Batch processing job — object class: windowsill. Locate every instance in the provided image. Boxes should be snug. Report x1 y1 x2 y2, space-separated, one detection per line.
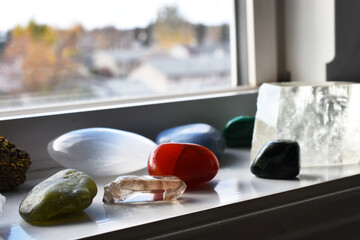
0 86 257 121
0 88 259 172
1 148 360 239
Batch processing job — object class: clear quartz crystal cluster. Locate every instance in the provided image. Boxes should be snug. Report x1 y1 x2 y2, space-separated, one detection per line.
103 175 187 204
251 82 360 167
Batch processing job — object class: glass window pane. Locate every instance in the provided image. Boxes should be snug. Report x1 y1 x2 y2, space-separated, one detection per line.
0 0 234 110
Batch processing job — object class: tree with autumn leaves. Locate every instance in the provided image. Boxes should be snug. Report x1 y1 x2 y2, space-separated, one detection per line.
0 6 230 94
153 5 194 48
152 5 229 48
2 20 83 91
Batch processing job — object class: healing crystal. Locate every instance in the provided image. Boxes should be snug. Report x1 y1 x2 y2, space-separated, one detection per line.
48 128 157 176
251 140 300 179
251 82 360 166
103 175 186 204
156 123 226 160
19 169 97 224
223 116 255 147
148 143 219 186
0 135 31 191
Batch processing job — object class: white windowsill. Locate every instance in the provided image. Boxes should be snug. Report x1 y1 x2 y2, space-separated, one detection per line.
0 88 259 172
1 148 360 239
1 87 359 239
0 87 256 120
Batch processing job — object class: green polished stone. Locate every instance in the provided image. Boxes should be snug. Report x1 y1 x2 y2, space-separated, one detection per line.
250 140 300 179
19 169 97 224
223 116 255 147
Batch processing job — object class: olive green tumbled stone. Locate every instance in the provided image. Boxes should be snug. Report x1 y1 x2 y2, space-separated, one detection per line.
223 116 255 147
19 169 97 224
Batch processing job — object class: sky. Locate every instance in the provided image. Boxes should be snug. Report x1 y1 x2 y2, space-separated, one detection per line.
0 0 233 32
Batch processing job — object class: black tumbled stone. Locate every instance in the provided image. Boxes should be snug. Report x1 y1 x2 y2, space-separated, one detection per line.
250 140 300 179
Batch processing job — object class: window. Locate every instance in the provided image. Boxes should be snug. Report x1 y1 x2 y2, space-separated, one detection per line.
0 0 237 111
0 0 259 168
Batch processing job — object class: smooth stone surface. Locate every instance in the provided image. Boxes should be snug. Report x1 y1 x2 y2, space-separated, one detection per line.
251 82 360 166
251 140 300 179
148 143 219 186
19 169 97 224
156 123 225 159
103 175 186 204
48 128 157 176
223 116 255 147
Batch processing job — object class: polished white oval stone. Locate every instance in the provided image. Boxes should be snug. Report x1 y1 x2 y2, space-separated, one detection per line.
48 128 157 176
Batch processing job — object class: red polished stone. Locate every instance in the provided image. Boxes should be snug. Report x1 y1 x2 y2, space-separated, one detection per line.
148 143 219 186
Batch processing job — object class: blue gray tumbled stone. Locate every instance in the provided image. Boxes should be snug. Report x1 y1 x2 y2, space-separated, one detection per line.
156 123 225 159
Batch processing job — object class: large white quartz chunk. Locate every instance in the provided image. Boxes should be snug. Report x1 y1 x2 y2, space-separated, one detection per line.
48 128 157 176
251 82 360 166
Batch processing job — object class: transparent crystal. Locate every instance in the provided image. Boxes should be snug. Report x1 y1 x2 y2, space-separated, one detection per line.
251 82 360 167
103 175 187 203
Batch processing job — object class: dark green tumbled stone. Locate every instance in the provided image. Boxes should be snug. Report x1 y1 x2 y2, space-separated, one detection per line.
223 116 255 147
250 140 300 179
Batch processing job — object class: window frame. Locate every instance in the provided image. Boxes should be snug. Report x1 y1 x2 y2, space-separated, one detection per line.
0 0 252 116
0 0 275 171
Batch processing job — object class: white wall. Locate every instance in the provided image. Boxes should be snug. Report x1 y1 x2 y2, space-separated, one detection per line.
252 0 335 83
253 0 278 85
284 0 335 82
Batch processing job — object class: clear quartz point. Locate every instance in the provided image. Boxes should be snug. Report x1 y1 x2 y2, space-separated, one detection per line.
103 175 187 204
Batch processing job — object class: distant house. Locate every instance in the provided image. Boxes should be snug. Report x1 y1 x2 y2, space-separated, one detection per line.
91 51 122 77
91 49 145 78
128 55 231 93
